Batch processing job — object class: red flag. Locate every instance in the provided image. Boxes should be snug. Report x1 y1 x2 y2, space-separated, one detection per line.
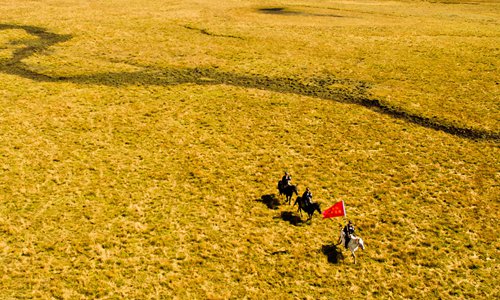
322 200 346 219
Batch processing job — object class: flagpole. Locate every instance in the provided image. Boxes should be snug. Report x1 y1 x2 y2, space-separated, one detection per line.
342 200 346 219
343 199 347 226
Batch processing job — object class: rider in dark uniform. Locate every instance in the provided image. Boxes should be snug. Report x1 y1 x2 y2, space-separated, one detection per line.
281 172 292 188
343 220 355 248
302 187 313 206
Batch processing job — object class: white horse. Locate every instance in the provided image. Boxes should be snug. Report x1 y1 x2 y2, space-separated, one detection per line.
337 230 365 264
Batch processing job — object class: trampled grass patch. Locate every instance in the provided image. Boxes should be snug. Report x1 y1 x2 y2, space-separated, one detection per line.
0 0 498 299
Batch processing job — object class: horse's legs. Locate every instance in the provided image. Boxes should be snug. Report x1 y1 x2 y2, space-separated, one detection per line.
348 242 357 264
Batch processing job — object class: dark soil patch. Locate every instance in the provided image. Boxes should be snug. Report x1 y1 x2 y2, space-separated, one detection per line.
1 23 498 141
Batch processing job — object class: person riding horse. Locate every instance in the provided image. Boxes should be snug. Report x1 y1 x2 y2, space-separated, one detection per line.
281 172 292 188
302 187 313 207
342 220 355 249
336 222 365 264
294 187 321 220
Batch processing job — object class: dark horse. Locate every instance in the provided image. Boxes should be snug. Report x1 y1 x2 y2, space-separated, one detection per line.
293 196 321 221
277 181 298 205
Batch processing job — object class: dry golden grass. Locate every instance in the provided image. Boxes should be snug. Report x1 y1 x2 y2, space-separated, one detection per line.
0 0 499 299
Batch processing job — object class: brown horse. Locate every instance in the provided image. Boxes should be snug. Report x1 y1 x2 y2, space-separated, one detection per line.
293 196 321 220
277 181 298 205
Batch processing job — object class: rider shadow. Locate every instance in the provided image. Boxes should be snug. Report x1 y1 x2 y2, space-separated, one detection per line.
321 244 344 264
257 194 281 210
276 211 304 226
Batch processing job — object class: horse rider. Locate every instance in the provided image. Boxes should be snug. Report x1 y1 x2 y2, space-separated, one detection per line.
281 172 292 188
343 220 355 249
302 187 313 206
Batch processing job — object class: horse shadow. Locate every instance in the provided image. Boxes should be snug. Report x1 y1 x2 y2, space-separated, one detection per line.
321 244 344 264
257 194 281 210
276 211 304 226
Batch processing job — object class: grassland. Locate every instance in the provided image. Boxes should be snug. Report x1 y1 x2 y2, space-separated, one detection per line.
0 0 498 299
